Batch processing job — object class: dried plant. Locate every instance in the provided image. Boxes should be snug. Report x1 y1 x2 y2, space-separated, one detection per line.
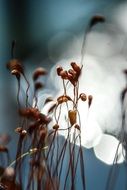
0 15 108 190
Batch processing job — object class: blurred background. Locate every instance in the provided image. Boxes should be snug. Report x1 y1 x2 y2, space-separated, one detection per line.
0 0 127 189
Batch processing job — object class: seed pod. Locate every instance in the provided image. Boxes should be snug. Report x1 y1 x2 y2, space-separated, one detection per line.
68 110 77 126
59 70 68 80
7 59 23 77
57 95 72 104
52 124 59 130
68 69 77 78
70 62 81 75
89 15 105 29
15 127 22 133
88 95 93 107
79 93 87 101
33 67 47 81
15 127 27 137
34 82 44 91
56 66 63 76
74 124 80 131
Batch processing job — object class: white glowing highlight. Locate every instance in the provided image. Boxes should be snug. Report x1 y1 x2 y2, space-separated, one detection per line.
94 134 125 165
39 3 127 164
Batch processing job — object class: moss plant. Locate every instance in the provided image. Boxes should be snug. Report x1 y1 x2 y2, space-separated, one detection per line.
0 15 107 190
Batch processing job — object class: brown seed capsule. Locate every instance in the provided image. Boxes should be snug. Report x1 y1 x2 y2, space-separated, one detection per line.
57 95 72 104
34 82 44 91
52 124 59 130
33 67 47 81
88 95 93 107
68 110 77 126
56 66 63 76
15 127 27 137
7 59 23 77
74 124 80 131
68 69 77 78
59 70 68 80
89 15 105 28
15 127 22 133
79 93 87 101
70 62 81 74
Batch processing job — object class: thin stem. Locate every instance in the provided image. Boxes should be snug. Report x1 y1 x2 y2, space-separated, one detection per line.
0 146 48 181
